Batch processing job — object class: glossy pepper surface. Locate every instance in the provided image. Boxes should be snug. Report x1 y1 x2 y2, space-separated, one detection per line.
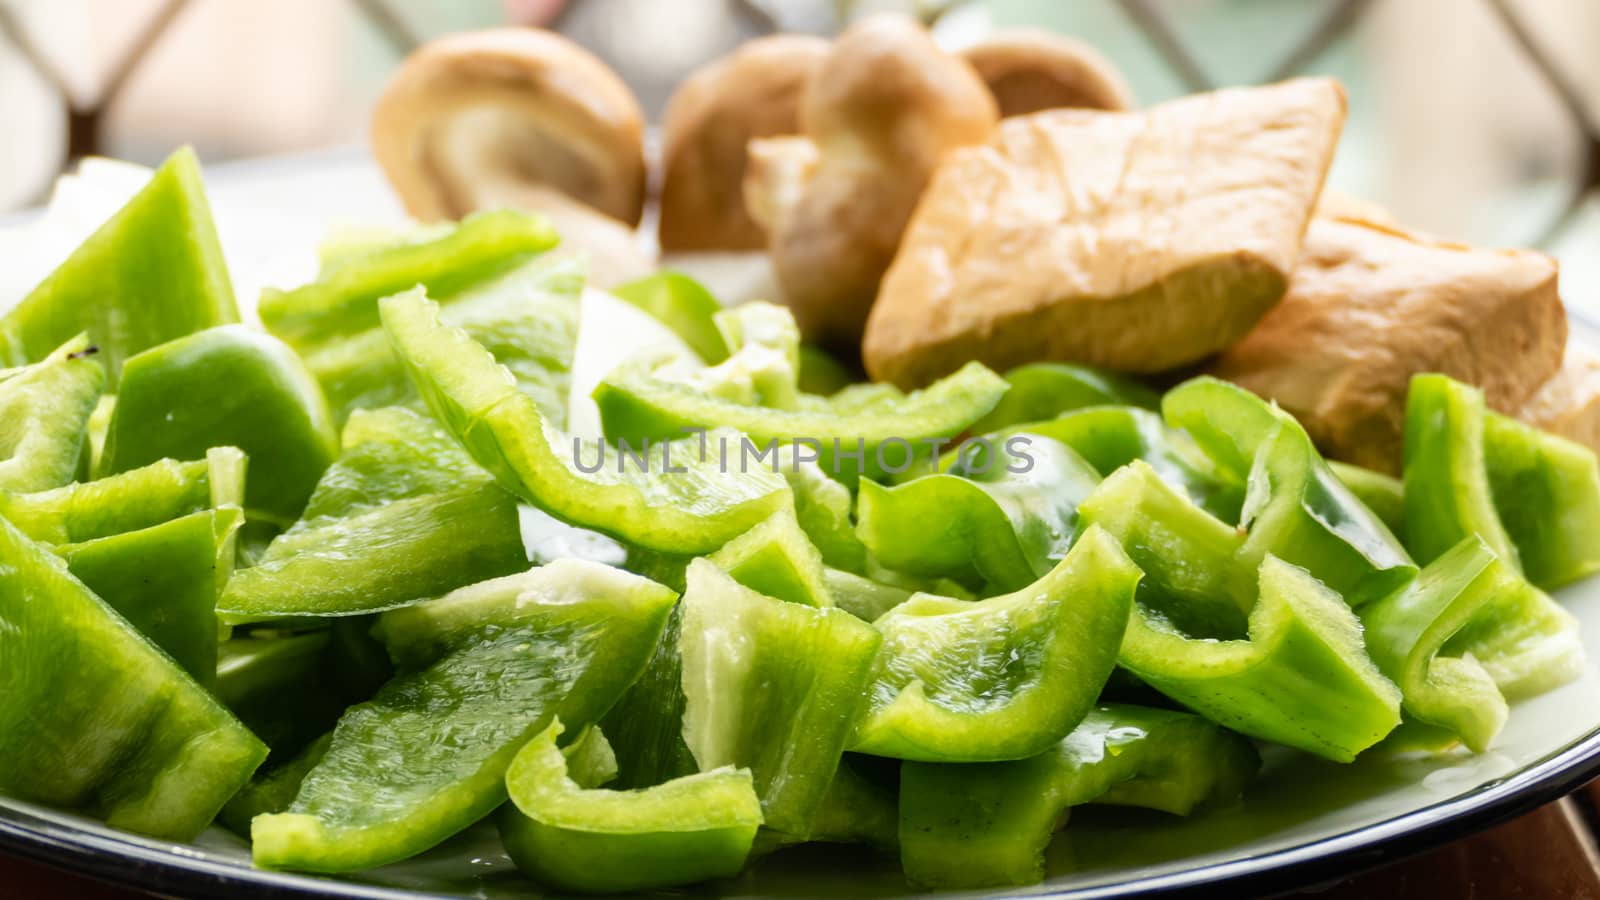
968 362 1160 435
0 335 105 493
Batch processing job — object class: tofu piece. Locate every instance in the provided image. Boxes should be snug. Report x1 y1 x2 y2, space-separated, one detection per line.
1213 217 1567 473
863 77 1346 388
1519 345 1600 454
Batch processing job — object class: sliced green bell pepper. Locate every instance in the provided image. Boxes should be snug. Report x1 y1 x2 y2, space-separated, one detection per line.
679 559 882 837
612 271 730 365
968 363 1159 434
499 719 762 893
797 345 858 397
252 559 676 873
824 568 914 622
898 704 1257 889
0 147 237 384
1330 460 1406 536
804 756 899 850
858 435 1099 593
1082 463 1403 761
1165 377 1415 607
218 731 333 837
0 334 104 493
781 447 868 573
707 509 833 607
599 604 699 791
1482 409 1600 589
0 515 265 840
850 526 1138 762
100 325 337 524
380 289 789 554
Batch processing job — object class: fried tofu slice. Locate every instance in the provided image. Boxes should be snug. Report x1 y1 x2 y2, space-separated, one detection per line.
863 77 1346 388
1213 216 1567 473
1519 345 1600 454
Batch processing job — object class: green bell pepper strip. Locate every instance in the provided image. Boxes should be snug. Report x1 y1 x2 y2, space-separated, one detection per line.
707 509 834 607
1482 410 1600 589
0 334 104 493
100 325 338 524
1360 536 1517 752
251 559 677 873
85 393 115 475
1082 463 1403 761
599 604 700 790
0 515 265 840
300 255 585 427
0 147 238 384
612 271 730 365
898 704 1258 889
58 507 242 684
679 559 882 837
259 209 557 348
1402 374 1585 697
857 435 1099 593
559 725 620 788
1330 460 1406 536
0 447 244 545
498 719 763 893
968 362 1160 435
1165 377 1415 607
824 568 914 622
850 526 1139 763
781 447 868 573
218 731 333 837
315 221 455 277
380 289 789 554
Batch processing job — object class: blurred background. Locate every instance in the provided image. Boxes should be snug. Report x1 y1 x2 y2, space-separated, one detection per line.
0 0 1596 295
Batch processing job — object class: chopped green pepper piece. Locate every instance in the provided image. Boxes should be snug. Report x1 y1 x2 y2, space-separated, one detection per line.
850 526 1138 762
252 560 677 873
1360 537 1518 752
804 756 899 850
825 567 914 622
0 148 238 384
969 363 1160 434
0 516 265 840
0 335 104 493
1166 377 1415 607
101 325 337 524
600 605 699 790
1330 460 1406 536
679 559 882 837
708 509 833 607
499 719 762 893
858 435 1098 593
782 448 868 573
898 704 1257 889
1482 410 1600 589
1082 463 1403 761
218 731 332 837
381 289 789 554
612 271 730 364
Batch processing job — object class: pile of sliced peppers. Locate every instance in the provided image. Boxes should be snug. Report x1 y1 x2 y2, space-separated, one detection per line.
1 148 1597 893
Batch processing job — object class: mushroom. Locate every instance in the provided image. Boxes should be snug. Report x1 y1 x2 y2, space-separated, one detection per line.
1516 345 1600 454
658 34 830 253
960 28 1133 117
370 28 651 285
743 14 997 354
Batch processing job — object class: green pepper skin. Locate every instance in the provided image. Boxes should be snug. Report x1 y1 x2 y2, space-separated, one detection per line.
0 516 265 840
260 209 557 349
968 363 1160 435
898 705 1257 889
1329 460 1406 536
1165 377 1415 607
612 271 730 364
0 148 238 384
499 720 762 893
251 560 677 873
101 325 338 524
708 509 834 607
0 335 105 493
599 605 699 791
381 290 789 554
825 568 914 622
858 435 1098 593
1360 537 1516 752
679 559 882 837
851 526 1138 763
1482 410 1600 589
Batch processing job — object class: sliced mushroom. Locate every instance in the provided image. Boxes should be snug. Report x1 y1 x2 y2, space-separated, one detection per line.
743 14 997 353
658 34 830 253
370 28 651 285
961 28 1133 117
1518 344 1600 454
863 78 1346 388
1212 216 1567 473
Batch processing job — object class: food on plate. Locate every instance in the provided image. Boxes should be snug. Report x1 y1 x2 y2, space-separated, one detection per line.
1518 346 1600 454
744 14 997 351
960 28 1134 116
1212 216 1566 473
370 28 651 285
863 77 1346 387
659 35 830 252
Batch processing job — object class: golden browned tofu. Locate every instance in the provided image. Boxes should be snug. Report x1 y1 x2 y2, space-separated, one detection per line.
1213 217 1567 473
1519 345 1600 454
863 77 1346 388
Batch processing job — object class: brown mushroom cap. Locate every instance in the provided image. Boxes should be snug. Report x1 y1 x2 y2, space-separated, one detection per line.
961 29 1133 117
658 34 829 253
746 14 997 353
370 28 647 227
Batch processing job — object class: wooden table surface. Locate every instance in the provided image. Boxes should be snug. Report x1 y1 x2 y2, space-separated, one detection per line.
7 784 1600 900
